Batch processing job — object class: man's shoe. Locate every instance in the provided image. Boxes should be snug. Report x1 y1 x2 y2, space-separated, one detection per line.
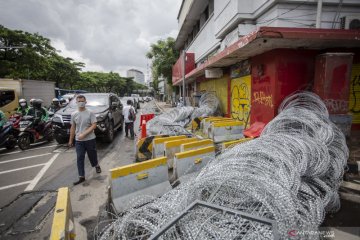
73 177 85 185
130 137 135 140
96 166 102 173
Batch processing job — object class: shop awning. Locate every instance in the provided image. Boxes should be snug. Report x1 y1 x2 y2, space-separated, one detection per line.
173 27 360 86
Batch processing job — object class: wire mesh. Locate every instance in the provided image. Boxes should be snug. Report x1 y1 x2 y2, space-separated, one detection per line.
99 91 348 240
147 93 221 136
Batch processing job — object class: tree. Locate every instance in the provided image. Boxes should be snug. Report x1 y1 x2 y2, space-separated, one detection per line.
0 25 56 79
47 55 84 88
146 37 179 89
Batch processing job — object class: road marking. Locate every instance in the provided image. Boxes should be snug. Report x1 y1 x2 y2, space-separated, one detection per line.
0 181 32 191
0 150 22 156
0 144 59 156
25 153 60 191
0 163 46 175
0 153 52 164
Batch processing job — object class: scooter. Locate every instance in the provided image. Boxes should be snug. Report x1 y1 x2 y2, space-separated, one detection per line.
17 115 54 150
0 122 18 150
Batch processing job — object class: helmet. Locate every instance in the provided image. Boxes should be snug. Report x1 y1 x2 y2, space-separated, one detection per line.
19 98 27 107
32 99 43 108
29 98 35 106
52 98 60 104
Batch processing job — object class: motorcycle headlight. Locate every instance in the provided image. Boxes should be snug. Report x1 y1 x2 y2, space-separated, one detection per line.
96 114 106 122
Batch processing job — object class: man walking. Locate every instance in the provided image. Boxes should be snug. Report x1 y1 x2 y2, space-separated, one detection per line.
123 99 136 140
69 95 101 185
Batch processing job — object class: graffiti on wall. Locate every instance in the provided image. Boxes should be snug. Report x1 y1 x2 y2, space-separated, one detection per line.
253 91 274 108
324 99 349 113
231 76 251 124
350 64 360 124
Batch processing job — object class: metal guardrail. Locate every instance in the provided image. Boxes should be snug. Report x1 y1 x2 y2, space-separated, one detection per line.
50 187 75 240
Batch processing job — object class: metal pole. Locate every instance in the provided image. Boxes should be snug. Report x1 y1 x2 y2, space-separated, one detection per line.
182 50 186 106
316 0 323 28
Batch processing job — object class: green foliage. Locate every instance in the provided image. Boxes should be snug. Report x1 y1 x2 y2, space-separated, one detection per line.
78 72 128 95
146 37 179 90
0 25 146 94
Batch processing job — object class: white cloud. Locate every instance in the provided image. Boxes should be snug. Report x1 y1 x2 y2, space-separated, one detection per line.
0 0 182 77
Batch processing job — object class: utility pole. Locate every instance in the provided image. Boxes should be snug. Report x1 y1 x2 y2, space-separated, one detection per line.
182 50 186 106
316 0 323 28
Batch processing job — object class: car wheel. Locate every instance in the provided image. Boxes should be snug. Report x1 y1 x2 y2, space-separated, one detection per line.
104 121 114 143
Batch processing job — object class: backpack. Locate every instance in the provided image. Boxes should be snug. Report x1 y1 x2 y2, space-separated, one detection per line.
128 107 136 121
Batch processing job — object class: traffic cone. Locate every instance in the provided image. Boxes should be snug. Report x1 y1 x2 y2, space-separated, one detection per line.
141 120 147 139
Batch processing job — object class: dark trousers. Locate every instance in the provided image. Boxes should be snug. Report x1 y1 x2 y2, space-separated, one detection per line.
75 139 98 177
125 122 134 138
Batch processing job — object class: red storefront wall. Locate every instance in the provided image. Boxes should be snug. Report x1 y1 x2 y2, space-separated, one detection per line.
250 49 317 125
172 53 195 85
313 53 354 114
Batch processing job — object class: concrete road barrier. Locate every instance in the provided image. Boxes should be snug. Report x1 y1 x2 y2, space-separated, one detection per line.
181 139 214 152
222 138 253 150
110 157 171 213
209 121 244 143
201 117 233 136
152 135 187 159
174 146 216 179
50 187 75 240
164 138 198 169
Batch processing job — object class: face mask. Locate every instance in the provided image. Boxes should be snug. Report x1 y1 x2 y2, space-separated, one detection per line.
20 103 26 107
77 102 86 108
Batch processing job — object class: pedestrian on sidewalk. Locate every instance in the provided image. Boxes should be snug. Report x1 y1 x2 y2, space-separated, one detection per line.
68 95 101 185
123 99 136 140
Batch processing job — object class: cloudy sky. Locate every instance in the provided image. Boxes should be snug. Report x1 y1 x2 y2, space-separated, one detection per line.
0 0 182 81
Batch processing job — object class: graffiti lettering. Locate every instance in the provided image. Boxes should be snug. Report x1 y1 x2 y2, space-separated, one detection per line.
350 74 360 114
253 91 273 108
231 83 250 123
324 99 348 113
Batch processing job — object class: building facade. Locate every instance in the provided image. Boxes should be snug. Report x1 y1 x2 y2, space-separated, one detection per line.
127 69 145 84
172 0 360 130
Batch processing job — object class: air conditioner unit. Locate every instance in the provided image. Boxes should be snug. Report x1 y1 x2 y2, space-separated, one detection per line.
340 15 360 30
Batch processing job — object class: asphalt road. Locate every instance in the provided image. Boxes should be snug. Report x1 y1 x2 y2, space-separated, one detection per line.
0 101 155 209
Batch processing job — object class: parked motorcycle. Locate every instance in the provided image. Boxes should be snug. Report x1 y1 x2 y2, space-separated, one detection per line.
0 122 18 150
8 113 22 129
17 115 54 150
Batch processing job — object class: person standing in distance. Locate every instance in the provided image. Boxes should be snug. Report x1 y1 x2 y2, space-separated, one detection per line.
123 99 136 140
68 95 101 185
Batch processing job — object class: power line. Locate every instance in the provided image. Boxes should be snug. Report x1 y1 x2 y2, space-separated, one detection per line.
257 1 309 25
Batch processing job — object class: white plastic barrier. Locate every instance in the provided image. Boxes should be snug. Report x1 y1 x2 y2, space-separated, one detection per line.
164 138 198 169
110 157 171 213
209 121 243 143
181 139 214 152
152 135 186 158
174 146 215 179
